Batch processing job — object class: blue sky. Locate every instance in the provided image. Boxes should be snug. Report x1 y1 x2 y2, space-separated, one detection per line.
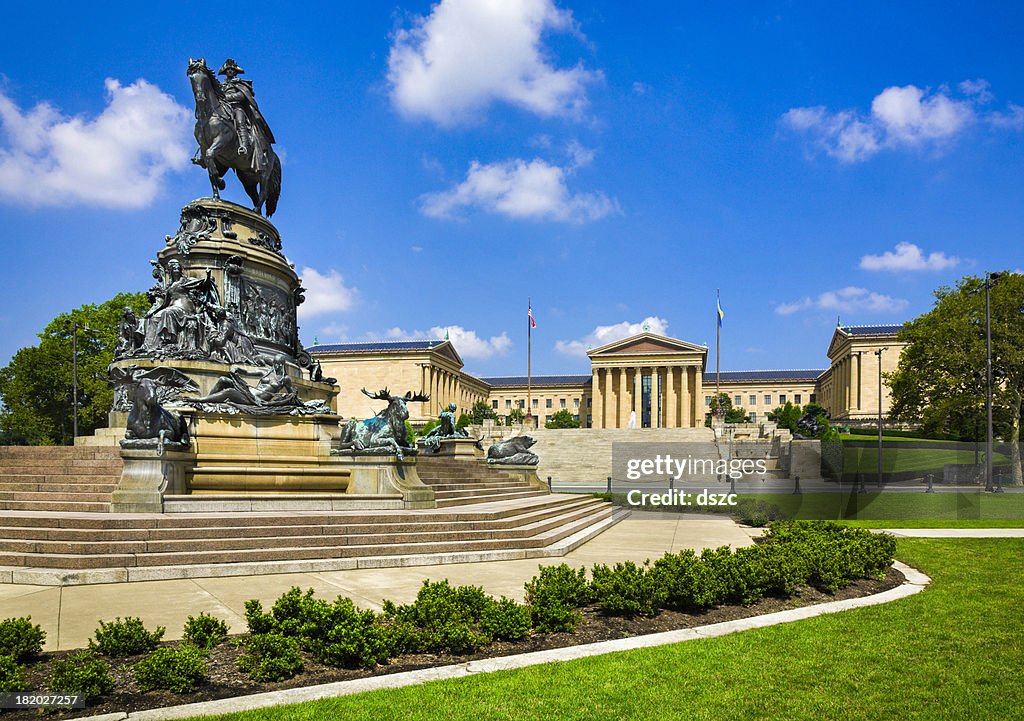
1 0 1022 378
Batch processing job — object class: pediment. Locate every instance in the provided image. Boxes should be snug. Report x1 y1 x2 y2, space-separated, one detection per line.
588 332 707 357
431 340 464 367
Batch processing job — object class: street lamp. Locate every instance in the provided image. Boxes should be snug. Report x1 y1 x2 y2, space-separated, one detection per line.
983 272 1003 492
875 347 887 489
63 320 99 442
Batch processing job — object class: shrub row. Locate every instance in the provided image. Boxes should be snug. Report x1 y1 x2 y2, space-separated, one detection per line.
0 521 895 698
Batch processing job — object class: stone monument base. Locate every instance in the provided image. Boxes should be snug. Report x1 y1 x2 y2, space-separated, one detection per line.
186 411 349 493
111 447 196 513
418 437 484 459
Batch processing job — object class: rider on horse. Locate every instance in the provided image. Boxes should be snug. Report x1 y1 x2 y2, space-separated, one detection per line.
217 59 276 171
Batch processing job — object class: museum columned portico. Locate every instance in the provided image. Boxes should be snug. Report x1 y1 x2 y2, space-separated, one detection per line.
588 334 706 429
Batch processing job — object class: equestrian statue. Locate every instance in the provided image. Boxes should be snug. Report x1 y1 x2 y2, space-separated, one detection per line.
187 57 282 217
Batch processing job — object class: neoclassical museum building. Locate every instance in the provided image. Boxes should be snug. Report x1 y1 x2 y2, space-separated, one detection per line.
310 324 905 429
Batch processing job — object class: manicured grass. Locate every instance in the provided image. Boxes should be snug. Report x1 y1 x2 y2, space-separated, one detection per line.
841 446 1010 475
734 491 1024 522
839 434 956 443
193 539 1024 721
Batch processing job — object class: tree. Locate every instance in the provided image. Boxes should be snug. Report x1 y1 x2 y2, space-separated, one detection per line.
467 400 494 425
545 409 581 429
0 293 149 445
456 412 472 430
888 272 1024 484
708 393 749 424
507 407 525 425
768 401 802 432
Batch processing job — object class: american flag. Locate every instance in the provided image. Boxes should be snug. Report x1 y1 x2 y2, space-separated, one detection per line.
528 306 537 329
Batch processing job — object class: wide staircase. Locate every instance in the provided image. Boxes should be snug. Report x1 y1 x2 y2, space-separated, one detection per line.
0 446 121 513
415 455 549 507
0 447 626 586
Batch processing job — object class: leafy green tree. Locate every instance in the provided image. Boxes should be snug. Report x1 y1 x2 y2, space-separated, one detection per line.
888 272 1024 484
0 293 148 445
708 393 749 423
507 407 525 425
456 412 472 430
468 400 494 425
768 401 802 432
544 409 581 429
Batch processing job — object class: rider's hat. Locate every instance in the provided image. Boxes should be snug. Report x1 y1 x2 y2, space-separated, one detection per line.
217 59 245 76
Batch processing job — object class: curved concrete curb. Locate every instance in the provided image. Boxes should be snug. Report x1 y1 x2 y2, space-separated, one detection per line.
82 561 929 721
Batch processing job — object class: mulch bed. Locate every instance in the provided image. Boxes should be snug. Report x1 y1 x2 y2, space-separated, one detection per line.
14 567 904 720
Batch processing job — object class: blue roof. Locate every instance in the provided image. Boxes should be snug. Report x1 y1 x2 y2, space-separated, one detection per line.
704 369 826 382
308 340 445 353
839 324 904 336
481 375 592 387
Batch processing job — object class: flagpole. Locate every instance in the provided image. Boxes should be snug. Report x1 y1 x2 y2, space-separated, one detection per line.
527 297 533 428
716 289 721 406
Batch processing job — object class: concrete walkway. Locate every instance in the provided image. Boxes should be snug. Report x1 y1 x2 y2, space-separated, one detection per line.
0 512 759 651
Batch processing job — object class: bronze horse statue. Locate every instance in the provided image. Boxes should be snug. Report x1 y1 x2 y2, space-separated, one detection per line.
186 58 281 217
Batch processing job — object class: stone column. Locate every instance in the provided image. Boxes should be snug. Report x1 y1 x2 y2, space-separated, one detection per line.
850 353 860 412
592 369 603 428
617 367 628 428
680 367 691 428
665 366 676 428
653 367 662 428
693 366 703 428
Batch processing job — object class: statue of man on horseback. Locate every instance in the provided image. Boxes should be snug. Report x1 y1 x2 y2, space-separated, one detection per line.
187 57 282 217
218 59 275 167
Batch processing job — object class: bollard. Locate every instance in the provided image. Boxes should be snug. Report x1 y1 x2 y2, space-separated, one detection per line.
792 475 802 495
669 475 674 492
547 476 553 492
925 473 934 493
606 476 612 494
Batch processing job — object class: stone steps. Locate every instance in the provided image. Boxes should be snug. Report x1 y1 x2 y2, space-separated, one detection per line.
436 489 549 508
0 494 623 584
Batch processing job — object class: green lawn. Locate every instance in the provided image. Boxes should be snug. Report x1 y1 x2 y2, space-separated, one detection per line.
193 539 1024 721
839 434 957 443
736 491 1024 523
841 446 1009 475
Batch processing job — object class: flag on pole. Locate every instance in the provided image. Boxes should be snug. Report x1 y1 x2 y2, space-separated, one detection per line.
716 293 724 327
528 305 537 328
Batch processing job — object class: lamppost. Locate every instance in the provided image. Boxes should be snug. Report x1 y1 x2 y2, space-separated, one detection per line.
874 347 887 489
983 272 1003 492
63 320 99 442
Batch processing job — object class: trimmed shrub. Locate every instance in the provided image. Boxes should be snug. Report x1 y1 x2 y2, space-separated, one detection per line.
0 616 45 662
383 580 489 655
236 633 304 682
243 599 278 635
301 597 391 669
89 617 164 657
590 561 666 617
524 563 593 632
0 655 26 692
480 597 531 641
524 564 593 608
652 550 706 612
133 645 207 693
48 650 113 701
182 613 229 651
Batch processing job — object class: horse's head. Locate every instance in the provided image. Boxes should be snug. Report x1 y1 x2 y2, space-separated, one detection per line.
186 57 220 106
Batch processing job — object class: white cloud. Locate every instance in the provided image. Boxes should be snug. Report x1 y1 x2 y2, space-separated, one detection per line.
387 0 601 125
420 157 618 223
371 325 511 360
781 81 1021 162
555 316 670 357
859 242 960 272
775 287 908 316
297 267 357 319
0 78 192 208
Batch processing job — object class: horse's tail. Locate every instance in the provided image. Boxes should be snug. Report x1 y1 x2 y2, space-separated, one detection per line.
265 153 282 218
